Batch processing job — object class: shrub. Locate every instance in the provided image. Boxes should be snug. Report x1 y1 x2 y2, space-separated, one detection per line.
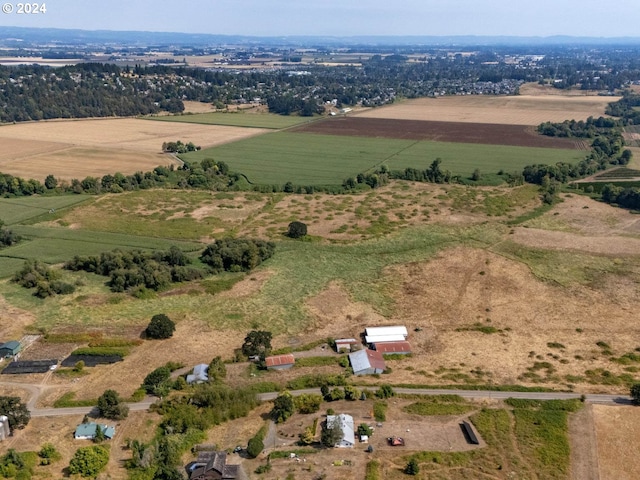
631 383 640 405
271 391 295 423
247 436 264 458
145 314 175 339
404 458 420 476
38 443 61 465
287 221 308 239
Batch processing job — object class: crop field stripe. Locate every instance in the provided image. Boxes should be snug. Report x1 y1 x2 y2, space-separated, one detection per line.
144 113 319 129
0 195 92 225
183 132 584 186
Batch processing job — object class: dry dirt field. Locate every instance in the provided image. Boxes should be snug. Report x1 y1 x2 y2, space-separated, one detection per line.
357 91 619 125
0 118 269 180
293 117 586 149
593 405 640 480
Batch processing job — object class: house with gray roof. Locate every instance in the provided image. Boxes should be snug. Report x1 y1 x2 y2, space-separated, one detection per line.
187 364 209 384
348 348 386 375
189 451 239 480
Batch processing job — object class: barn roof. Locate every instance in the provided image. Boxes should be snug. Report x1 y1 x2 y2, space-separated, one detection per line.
365 326 408 337
373 341 412 354
365 334 407 344
265 354 295 368
335 338 358 344
348 349 386 373
327 414 355 446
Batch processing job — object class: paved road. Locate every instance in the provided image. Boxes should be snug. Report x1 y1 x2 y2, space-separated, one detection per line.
4 382 633 418
256 387 633 405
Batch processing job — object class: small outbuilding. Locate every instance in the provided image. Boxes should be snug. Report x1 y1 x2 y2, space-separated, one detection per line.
74 423 115 440
373 341 412 355
187 364 209 384
334 338 358 353
348 349 386 375
0 341 21 358
265 354 295 370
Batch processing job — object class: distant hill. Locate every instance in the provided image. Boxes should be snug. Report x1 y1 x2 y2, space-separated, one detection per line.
1 26 640 48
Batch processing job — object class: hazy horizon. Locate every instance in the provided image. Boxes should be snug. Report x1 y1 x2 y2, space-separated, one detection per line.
0 0 638 38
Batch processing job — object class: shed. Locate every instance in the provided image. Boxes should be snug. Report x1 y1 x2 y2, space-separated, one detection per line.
326 414 355 448
265 354 295 370
334 338 358 353
0 341 21 358
74 423 115 440
373 341 412 355
187 364 209 384
348 349 386 375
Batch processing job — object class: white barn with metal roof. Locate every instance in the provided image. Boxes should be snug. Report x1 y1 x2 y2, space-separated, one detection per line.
364 326 408 344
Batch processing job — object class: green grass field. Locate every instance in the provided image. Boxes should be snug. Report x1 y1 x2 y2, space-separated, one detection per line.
0 195 91 225
145 112 318 129
182 132 584 186
0 225 202 273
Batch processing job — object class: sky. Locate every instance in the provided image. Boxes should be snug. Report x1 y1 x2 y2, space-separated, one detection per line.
0 0 639 38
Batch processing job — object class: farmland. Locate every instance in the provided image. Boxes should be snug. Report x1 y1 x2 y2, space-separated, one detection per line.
146 111 319 129
357 93 619 125
0 90 638 480
0 118 269 180
183 131 583 185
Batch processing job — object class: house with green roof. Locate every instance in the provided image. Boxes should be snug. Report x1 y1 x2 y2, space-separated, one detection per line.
74 423 115 440
0 341 21 358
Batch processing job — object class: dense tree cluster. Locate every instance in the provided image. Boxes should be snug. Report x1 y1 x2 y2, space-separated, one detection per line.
161 140 201 153
12 260 75 298
200 238 275 273
64 246 203 294
600 184 640 210
537 116 621 138
241 330 273 358
606 92 640 125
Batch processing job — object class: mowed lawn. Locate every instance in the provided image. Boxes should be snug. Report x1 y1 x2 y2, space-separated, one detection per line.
146 112 318 129
182 132 584 186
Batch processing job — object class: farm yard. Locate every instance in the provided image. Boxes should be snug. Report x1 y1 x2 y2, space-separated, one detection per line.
356 93 619 125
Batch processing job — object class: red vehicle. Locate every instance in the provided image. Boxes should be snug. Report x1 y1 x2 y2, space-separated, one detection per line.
387 436 405 446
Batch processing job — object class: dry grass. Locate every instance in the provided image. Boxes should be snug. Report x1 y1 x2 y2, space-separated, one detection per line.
357 91 619 126
593 405 640 480
0 118 269 180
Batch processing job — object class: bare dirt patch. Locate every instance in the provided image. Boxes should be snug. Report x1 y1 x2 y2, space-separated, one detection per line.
569 403 599 480
593 404 640 480
511 228 640 256
0 295 36 340
293 117 583 149
356 93 618 125
218 270 274 299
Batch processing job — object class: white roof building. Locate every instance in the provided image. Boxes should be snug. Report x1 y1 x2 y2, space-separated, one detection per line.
364 326 408 344
327 414 355 448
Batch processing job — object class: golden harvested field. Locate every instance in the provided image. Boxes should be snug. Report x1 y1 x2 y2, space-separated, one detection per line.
357 93 619 125
0 118 269 180
593 405 640 480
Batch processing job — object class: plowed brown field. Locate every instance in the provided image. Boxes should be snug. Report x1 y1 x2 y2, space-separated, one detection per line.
293 117 586 149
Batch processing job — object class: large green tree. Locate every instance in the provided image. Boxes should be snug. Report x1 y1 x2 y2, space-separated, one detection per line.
142 366 172 396
631 383 640 405
97 389 129 420
271 391 295 423
321 417 344 448
68 445 109 478
145 314 175 339
0 396 30 430
241 330 272 358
